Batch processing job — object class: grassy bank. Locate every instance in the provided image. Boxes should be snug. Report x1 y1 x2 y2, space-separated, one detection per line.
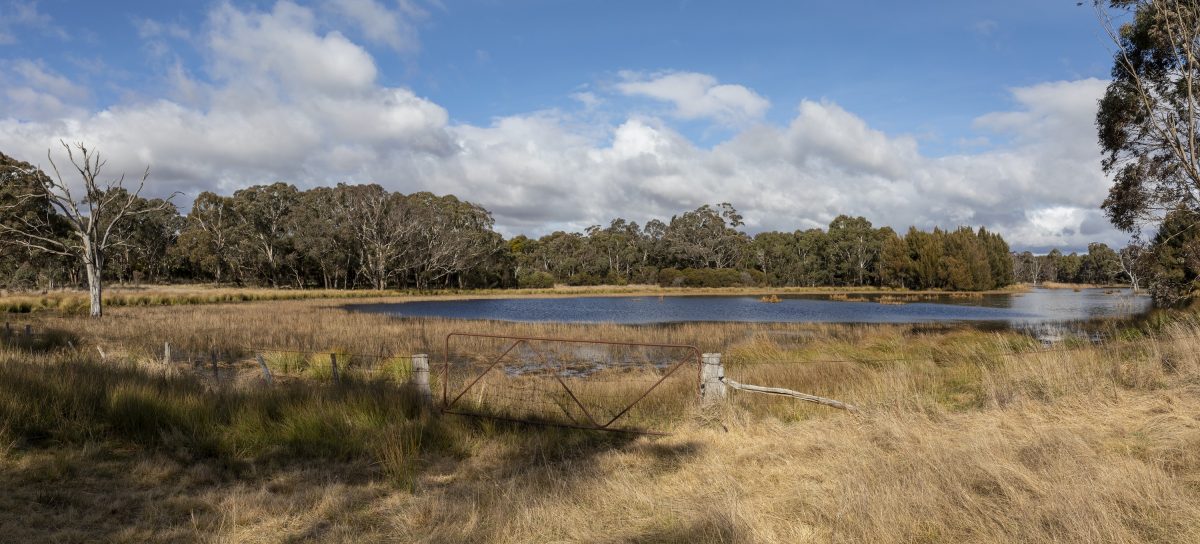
2 298 1199 542
0 283 1031 315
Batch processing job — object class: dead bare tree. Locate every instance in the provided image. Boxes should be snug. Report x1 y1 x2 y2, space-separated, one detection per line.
0 141 175 317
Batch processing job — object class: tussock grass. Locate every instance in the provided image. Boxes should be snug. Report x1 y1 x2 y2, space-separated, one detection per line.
0 282 1031 315
3 292 1200 542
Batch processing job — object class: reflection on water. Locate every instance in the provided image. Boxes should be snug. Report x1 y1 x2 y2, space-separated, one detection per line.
353 288 1152 329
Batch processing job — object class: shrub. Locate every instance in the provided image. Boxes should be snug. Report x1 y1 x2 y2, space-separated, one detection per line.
517 270 555 289
657 267 764 288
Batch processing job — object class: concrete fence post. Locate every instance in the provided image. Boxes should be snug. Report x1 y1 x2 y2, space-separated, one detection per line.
700 352 726 407
411 354 432 408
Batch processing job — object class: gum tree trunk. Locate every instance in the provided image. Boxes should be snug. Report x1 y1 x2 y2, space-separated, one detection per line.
84 242 103 318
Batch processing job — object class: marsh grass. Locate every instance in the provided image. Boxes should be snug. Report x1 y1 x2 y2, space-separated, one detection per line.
0 282 1031 315
4 293 1200 542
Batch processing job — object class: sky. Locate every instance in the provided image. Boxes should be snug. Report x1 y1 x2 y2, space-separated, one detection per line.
0 0 1129 252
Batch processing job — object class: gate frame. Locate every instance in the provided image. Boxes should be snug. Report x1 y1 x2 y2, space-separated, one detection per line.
441 332 703 435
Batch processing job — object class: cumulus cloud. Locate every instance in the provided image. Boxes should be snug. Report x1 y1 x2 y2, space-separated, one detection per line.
324 0 423 54
0 1 1123 252
615 71 771 127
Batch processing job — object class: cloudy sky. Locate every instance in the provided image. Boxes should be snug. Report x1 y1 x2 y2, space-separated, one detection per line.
0 0 1124 251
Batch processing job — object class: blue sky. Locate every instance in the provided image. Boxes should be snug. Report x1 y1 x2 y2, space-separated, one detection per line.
0 0 1126 251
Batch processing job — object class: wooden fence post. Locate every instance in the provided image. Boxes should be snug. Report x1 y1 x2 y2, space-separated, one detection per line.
411 354 432 408
256 354 274 384
3 322 10 340
24 324 32 337
700 352 726 407
330 352 341 385
163 342 171 365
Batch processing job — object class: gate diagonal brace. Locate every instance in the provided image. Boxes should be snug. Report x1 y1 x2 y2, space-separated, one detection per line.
441 332 702 434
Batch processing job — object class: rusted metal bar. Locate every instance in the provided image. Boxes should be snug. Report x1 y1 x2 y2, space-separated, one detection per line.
444 339 525 410
600 349 700 429
526 340 601 428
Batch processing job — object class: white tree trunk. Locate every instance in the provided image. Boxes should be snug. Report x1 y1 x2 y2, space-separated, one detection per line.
85 251 103 318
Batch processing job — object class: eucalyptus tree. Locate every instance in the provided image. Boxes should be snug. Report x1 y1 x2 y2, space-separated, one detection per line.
408 193 502 288
175 192 238 284
1095 1 1200 302
826 215 881 286
794 228 830 287
331 184 410 290
0 143 174 317
107 193 183 284
1096 0 1200 232
231 182 299 287
663 203 748 269
750 231 800 285
1118 243 1146 291
1079 242 1123 284
0 151 73 289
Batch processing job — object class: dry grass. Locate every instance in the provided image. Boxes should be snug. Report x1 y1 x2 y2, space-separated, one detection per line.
0 282 1031 315
2 294 1200 542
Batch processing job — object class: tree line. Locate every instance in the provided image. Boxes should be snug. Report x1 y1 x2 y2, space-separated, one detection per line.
2 148 1028 298
512 211 1016 291
1010 243 1140 288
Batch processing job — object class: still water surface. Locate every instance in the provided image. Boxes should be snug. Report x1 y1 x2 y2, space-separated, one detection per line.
352 288 1151 325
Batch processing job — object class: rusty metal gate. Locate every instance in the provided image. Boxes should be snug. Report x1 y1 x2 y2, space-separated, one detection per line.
441 333 702 434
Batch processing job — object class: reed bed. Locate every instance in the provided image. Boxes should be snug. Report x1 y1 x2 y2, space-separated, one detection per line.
2 294 1200 542
0 283 1032 315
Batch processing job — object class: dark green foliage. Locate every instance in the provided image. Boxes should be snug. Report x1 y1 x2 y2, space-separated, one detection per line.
1144 208 1200 305
517 270 555 289
656 268 764 288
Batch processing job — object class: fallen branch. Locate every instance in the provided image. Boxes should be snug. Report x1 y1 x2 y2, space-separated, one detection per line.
721 378 860 413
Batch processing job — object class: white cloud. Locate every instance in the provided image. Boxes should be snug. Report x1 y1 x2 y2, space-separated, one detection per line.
0 59 89 120
208 1 378 95
615 71 770 127
0 2 1124 252
324 0 423 54
0 1 65 44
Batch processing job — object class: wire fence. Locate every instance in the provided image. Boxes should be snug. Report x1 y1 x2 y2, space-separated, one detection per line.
6 321 1194 433
440 334 702 434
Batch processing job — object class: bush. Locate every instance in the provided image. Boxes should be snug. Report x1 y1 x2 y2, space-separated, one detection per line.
656 267 764 288
517 270 555 289
565 273 603 286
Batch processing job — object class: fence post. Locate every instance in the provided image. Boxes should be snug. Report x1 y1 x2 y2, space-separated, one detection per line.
3 322 9 340
700 352 726 407
330 352 341 385
411 354 432 408
163 342 171 365
256 354 274 384
24 324 32 337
